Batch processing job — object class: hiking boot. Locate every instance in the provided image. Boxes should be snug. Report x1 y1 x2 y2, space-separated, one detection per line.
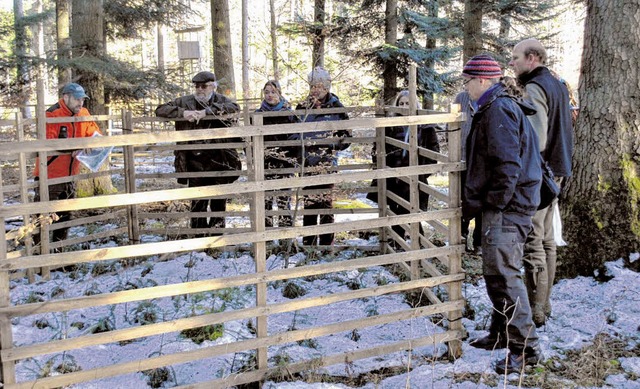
469 333 508 350
494 347 543 375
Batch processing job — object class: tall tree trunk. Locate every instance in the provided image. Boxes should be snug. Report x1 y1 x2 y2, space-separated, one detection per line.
312 0 325 68
462 0 483 64
270 0 279 79
70 0 113 195
13 0 31 118
423 0 437 110
382 0 398 104
497 15 511 59
157 23 164 72
211 0 236 97
562 0 640 277
71 0 105 116
242 0 249 102
56 0 72 86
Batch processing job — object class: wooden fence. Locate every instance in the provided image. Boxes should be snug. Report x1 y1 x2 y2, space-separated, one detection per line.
0 94 467 387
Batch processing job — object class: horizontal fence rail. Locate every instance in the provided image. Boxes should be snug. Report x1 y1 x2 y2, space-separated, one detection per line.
0 97 468 387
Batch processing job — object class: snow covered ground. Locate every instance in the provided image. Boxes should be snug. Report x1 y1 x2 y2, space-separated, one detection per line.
6 151 640 388
8 236 640 388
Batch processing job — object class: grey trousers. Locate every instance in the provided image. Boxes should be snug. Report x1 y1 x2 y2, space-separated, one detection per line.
481 209 538 353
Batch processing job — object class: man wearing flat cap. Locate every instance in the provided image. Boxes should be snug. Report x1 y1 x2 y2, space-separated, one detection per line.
156 71 241 233
33 82 101 245
461 54 544 374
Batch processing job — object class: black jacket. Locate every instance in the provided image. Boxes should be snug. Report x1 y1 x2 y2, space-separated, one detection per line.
368 123 441 208
519 66 573 177
156 93 241 184
293 93 350 167
254 100 300 170
463 83 542 219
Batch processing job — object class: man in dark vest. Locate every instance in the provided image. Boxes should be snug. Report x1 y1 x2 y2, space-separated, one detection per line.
509 38 574 327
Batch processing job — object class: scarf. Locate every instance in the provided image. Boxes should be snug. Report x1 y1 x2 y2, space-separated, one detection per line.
259 98 287 112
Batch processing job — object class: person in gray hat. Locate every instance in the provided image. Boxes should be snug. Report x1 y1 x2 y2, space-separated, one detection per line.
293 67 350 246
156 71 241 233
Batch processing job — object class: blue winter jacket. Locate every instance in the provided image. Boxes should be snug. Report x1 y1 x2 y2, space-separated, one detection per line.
463 83 542 219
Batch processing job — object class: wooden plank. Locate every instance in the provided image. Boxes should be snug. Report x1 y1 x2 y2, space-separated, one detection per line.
16 113 36 282
0 168 15 384
176 330 464 389
248 116 268 369
4 300 465 389
123 110 140 244
0 165 465 218
0 246 463 318
446 103 465 358
1 273 463 364
0 209 460 271
0 114 465 156
419 180 449 203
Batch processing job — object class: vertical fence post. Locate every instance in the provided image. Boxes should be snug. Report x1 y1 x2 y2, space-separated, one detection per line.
36 80 50 280
408 65 420 279
249 114 268 371
446 103 464 358
375 105 389 252
16 112 36 282
0 169 16 384
122 109 140 244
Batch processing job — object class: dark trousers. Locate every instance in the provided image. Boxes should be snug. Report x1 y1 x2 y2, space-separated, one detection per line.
481 209 538 353
303 183 334 245
188 178 227 230
386 178 429 241
190 198 226 229
34 182 75 246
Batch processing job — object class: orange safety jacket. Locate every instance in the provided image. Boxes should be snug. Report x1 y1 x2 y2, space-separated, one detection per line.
34 99 100 180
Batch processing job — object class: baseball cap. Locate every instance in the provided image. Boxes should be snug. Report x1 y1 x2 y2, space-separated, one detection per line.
61 83 90 99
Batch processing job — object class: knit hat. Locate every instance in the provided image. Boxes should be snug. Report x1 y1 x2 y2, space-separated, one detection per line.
308 67 332 89
462 54 503 79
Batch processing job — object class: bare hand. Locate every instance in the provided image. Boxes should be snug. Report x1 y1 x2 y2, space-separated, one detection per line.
183 110 206 123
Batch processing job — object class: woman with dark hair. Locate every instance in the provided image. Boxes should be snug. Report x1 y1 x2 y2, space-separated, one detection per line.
368 90 441 241
254 80 300 228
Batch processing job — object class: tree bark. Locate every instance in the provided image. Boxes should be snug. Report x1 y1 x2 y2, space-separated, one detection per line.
13 0 31 119
242 0 249 102
562 0 640 277
312 0 326 68
462 0 483 64
382 0 398 104
56 0 72 86
269 0 279 79
71 0 114 195
156 23 164 72
71 0 105 116
211 0 236 97
423 0 438 110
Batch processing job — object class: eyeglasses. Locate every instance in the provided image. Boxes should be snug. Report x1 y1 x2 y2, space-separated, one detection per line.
194 83 214 89
463 78 476 86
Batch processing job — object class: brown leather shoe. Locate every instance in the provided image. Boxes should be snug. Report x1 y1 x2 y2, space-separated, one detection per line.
469 333 508 350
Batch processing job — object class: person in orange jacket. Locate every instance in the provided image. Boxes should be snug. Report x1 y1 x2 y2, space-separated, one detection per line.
34 82 101 244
